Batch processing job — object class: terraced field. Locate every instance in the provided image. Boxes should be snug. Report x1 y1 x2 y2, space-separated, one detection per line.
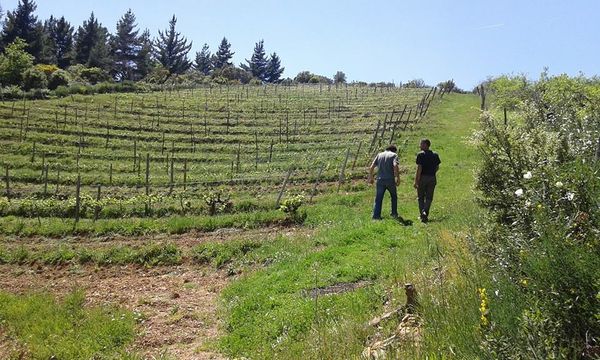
0 84 438 236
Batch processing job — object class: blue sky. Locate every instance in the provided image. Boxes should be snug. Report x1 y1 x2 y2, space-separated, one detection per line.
3 0 599 89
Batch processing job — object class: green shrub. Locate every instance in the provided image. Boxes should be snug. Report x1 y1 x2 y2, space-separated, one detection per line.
0 85 23 99
0 38 33 86
22 67 48 90
79 67 110 85
474 74 600 358
48 69 70 90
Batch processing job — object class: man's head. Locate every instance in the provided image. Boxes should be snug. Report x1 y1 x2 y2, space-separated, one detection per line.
385 144 398 153
420 139 431 151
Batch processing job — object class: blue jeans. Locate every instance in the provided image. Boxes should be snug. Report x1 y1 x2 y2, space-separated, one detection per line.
373 179 398 219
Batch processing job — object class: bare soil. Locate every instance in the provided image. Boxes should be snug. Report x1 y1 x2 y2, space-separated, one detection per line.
0 225 309 359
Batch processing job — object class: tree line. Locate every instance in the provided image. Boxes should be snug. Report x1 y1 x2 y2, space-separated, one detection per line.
0 0 286 89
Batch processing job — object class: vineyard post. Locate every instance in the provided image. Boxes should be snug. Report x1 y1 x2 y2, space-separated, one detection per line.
76 145 81 169
285 112 289 144
255 131 259 170
137 154 142 182
19 117 23 142
269 139 274 162
351 141 363 170
379 114 389 147
74 174 81 224
403 109 413 131
43 164 49 195
109 163 113 185
389 123 397 144
276 166 293 208
133 140 137 171
105 112 110 149
40 153 45 177
236 144 241 173
161 132 165 154
145 153 150 215
278 116 282 143
503 108 508 126
337 148 351 193
94 185 101 222
309 163 325 204
4 165 10 201
30 141 36 163
55 168 60 195
369 119 381 152
183 158 188 190
25 109 30 137
169 156 174 194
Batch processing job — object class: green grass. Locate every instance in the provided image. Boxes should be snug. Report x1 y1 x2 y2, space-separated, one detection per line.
216 93 489 358
0 242 182 266
0 208 288 237
0 290 138 359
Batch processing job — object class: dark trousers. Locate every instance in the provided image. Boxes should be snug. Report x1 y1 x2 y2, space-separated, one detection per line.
418 175 437 216
373 179 398 219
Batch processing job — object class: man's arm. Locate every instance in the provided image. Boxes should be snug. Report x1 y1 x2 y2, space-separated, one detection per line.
414 165 422 189
368 159 377 184
394 164 400 186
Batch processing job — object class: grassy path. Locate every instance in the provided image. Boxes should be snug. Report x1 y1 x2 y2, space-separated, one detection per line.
217 94 485 358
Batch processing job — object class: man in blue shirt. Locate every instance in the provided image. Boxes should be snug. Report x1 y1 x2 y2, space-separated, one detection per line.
414 139 441 223
368 145 400 220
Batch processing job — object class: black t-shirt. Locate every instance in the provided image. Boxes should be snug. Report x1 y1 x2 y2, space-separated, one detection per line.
416 150 441 176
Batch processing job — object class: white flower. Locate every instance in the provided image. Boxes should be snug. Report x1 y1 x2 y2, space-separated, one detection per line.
555 181 564 188
523 171 532 179
525 200 532 207
566 192 575 201
495 290 500 297
515 188 524 197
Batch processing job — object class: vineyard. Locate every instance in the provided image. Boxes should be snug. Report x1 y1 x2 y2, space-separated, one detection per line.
0 84 439 236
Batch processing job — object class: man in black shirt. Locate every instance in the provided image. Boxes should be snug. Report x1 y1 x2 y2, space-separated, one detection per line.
413 139 441 223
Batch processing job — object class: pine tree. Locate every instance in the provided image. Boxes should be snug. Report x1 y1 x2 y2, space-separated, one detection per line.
194 43 212 75
111 9 140 81
87 26 111 70
136 29 153 79
42 16 73 68
154 15 192 75
213 37 234 69
265 52 284 83
1 0 44 62
74 12 111 70
241 39 268 81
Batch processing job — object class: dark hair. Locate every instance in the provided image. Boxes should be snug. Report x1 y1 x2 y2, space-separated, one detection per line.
420 139 431 148
385 145 397 153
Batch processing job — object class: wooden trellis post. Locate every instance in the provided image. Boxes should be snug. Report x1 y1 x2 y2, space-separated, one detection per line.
276 167 293 208
309 164 325 204
337 148 351 193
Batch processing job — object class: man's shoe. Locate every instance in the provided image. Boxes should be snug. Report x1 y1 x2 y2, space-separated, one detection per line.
420 212 428 223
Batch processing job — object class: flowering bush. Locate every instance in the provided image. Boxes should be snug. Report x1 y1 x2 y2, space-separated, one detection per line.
475 74 600 358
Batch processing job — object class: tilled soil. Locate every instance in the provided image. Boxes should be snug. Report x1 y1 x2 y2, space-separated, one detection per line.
0 263 227 359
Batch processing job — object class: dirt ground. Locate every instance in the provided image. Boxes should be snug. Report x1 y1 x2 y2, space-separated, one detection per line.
0 263 227 359
0 226 307 359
